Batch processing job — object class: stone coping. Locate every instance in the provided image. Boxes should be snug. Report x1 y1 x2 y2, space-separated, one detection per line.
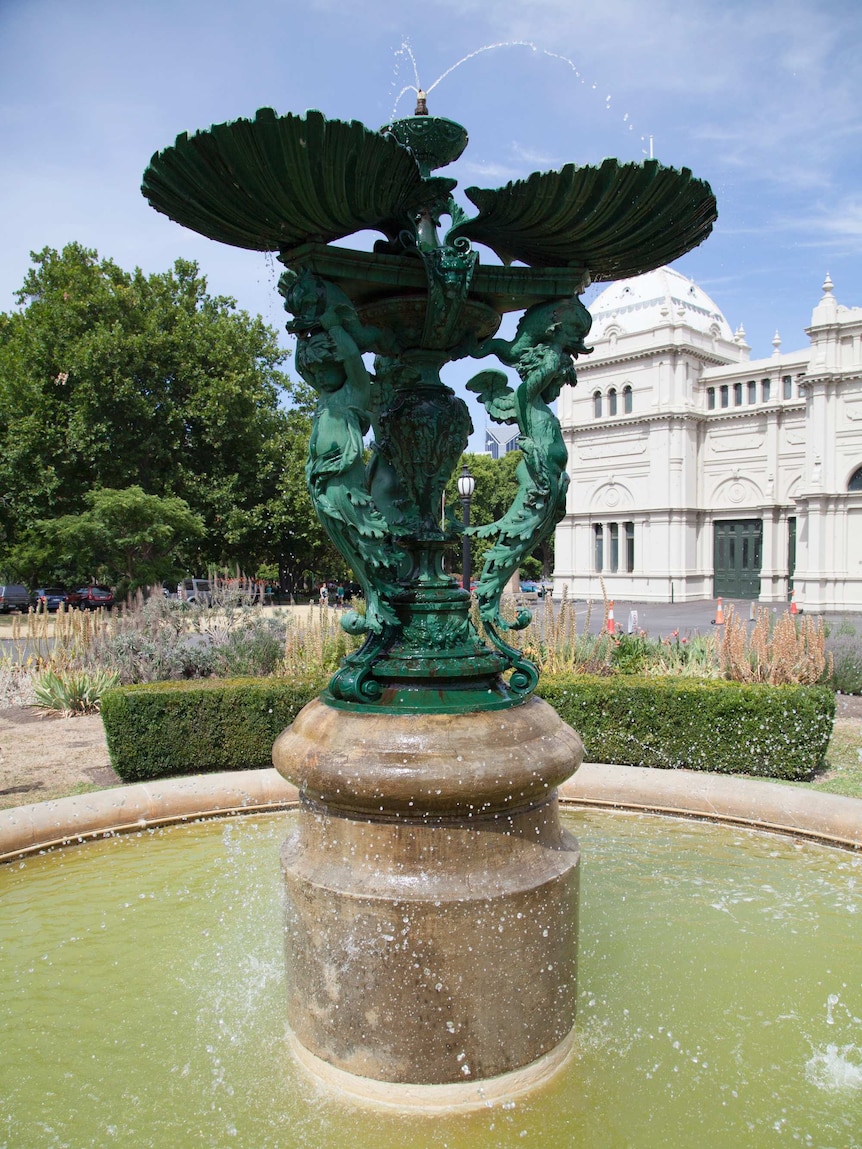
562 764 862 851
1 764 860 863
288 1028 576 1113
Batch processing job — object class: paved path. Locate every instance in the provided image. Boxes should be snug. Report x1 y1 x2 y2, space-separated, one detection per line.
535 597 860 637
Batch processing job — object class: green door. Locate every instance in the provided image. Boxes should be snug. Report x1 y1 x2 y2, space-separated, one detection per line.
713 519 762 598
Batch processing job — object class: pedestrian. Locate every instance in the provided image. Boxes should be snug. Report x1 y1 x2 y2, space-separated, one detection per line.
336 584 344 608
319 583 328 607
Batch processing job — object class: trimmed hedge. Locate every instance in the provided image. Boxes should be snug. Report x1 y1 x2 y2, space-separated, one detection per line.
536 673 835 781
101 675 324 782
101 672 836 784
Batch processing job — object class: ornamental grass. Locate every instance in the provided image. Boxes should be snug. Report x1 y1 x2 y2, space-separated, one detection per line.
719 604 831 686
2 582 843 719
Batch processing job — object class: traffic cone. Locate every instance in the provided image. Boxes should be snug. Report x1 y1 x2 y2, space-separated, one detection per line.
790 590 798 615
607 600 616 635
714 597 725 626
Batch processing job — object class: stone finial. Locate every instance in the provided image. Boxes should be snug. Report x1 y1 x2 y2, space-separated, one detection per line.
734 322 747 345
772 330 782 356
811 271 838 326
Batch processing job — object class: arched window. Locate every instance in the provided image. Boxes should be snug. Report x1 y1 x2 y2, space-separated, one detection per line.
849 466 862 492
608 388 618 416
593 390 602 418
623 385 633 414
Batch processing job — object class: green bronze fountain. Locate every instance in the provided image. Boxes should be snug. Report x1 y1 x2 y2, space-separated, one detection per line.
143 95 715 1102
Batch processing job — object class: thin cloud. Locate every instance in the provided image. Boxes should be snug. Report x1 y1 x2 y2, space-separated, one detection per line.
509 141 562 170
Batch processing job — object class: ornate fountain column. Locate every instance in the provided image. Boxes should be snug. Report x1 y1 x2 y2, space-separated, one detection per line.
142 98 716 1099
276 699 582 1089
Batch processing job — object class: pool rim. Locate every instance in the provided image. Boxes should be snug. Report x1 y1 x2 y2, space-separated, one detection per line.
1 762 859 863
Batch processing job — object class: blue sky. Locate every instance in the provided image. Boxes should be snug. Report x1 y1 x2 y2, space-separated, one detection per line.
2 0 861 446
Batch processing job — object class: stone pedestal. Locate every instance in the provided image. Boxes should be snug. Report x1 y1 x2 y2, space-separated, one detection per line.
272 696 583 1088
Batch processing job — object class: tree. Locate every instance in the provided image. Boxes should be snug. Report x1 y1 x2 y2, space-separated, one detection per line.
0 243 308 573
8 486 205 592
232 391 343 596
445 450 556 579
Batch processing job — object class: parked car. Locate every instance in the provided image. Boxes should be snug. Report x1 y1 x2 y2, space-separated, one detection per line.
0 584 31 613
68 586 114 610
31 587 70 612
178 578 213 606
519 580 552 598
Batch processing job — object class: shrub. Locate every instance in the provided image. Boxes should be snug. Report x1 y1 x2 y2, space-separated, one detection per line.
609 633 656 675
648 632 720 678
828 632 862 695
100 675 325 781
537 672 835 781
32 668 120 716
0 659 36 707
209 615 287 677
281 605 362 676
89 629 216 684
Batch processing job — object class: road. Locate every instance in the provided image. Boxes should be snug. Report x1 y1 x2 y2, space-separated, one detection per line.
530 596 857 637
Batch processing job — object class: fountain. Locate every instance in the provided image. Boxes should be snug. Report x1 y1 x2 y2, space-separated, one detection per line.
140 96 716 1100
2 809 861 1146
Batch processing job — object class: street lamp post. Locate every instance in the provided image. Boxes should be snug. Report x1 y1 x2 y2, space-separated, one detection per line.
457 462 475 591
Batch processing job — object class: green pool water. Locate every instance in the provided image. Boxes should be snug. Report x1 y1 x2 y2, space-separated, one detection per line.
1 811 860 1149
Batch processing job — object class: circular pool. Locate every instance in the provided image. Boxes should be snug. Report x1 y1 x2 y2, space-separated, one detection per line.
1 810 860 1147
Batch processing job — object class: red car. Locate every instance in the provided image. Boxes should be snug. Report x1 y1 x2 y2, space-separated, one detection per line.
68 585 115 610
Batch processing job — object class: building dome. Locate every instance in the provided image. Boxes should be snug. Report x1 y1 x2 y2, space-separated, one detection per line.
588 266 734 342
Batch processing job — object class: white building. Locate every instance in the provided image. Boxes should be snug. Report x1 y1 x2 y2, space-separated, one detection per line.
553 267 862 611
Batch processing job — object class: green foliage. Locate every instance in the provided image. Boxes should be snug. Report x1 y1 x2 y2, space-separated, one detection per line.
537 673 835 781
609 633 654 674
0 243 330 580
32 667 120 716
647 633 721 678
89 626 215 685
519 555 542 580
101 676 324 781
101 668 835 785
209 617 287 677
83 593 291 684
10 486 204 591
444 451 523 574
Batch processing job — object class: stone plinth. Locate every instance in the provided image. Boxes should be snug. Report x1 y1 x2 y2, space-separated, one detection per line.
272 696 583 1087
